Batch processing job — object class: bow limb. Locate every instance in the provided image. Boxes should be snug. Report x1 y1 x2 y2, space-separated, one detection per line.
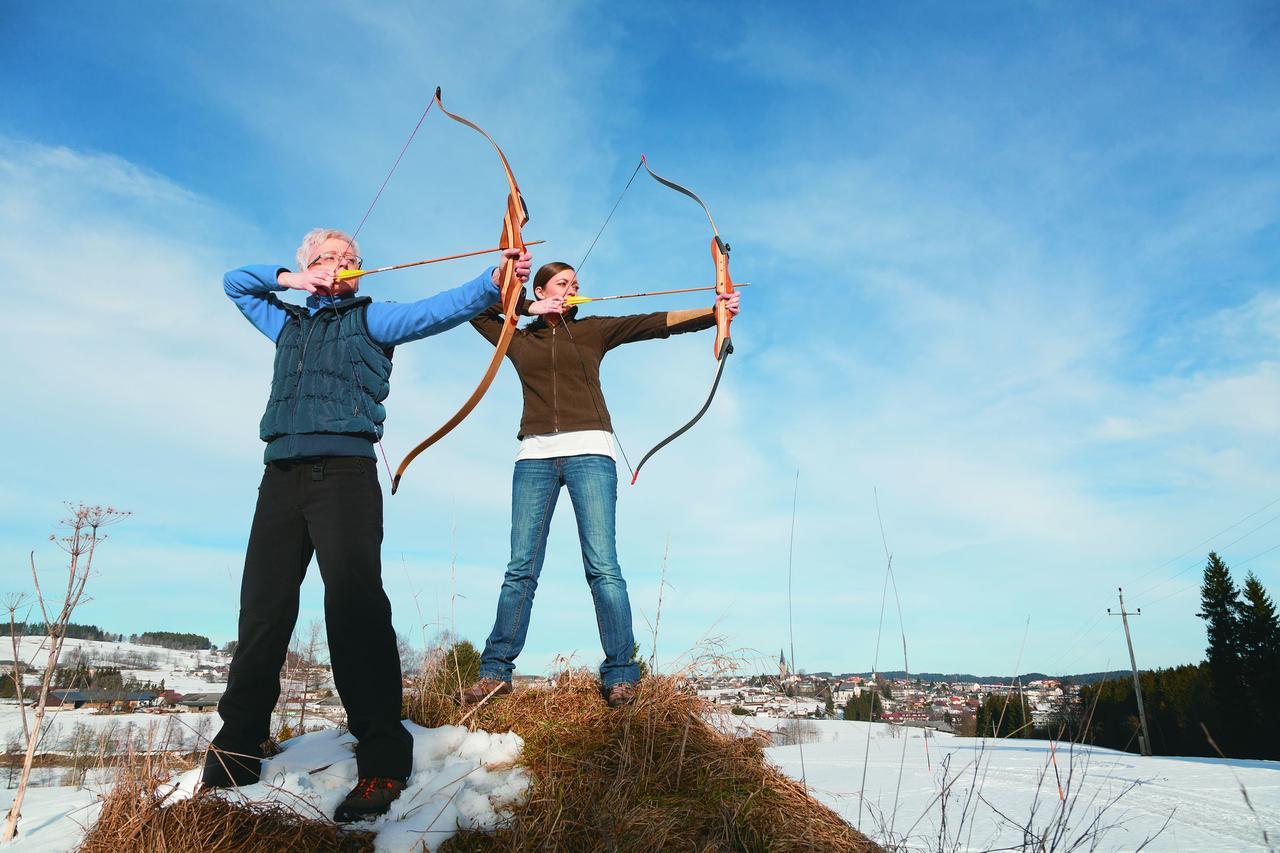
629 336 732 485
629 156 736 484
390 88 528 494
640 156 735 358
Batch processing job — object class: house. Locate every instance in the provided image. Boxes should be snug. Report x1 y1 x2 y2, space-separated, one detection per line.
177 692 223 711
46 689 157 711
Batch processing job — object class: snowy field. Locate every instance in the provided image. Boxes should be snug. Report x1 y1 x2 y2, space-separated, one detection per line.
4 638 1276 850
752 717 1279 851
3 636 245 771
6 715 1275 851
2 636 337 758
7 635 232 696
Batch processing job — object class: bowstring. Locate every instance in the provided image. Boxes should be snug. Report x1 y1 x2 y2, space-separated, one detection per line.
558 317 635 479
334 96 437 483
576 158 644 280
551 156 649 480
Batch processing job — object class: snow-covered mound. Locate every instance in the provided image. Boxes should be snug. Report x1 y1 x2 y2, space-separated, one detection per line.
2 721 530 852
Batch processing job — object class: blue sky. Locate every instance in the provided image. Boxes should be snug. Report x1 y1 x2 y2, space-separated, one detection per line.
2 1 1278 678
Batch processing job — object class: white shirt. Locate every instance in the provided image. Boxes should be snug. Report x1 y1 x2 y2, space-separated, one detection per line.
516 430 616 461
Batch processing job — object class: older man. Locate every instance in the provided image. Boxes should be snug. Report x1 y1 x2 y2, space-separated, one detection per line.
205 228 530 822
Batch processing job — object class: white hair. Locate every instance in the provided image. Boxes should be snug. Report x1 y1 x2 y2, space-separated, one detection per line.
295 228 360 271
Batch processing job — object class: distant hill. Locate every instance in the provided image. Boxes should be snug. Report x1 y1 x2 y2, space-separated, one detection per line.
834 670 1131 685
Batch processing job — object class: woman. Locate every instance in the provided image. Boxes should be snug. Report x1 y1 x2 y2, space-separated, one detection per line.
462 262 741 707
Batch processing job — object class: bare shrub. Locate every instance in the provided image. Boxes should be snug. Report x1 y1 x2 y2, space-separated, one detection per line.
774 718 822 747
3 504 129 842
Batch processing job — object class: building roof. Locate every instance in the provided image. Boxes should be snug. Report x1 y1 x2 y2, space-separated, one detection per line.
50 689 157 702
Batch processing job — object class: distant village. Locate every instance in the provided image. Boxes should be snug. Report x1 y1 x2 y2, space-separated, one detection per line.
690 651 1082 735
6 637 1081 739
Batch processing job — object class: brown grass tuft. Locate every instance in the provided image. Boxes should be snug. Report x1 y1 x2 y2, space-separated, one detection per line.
77 666 878 851
78 752 375 853
410 669 880 852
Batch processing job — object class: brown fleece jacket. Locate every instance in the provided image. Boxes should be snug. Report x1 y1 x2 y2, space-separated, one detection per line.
472 304 716 438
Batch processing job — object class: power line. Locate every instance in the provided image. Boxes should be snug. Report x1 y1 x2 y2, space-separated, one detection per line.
1131 511 1280 603
1049 495 1280 677
1123 494 1280 589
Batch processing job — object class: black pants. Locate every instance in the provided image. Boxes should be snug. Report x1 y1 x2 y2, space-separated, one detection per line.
212 456 412 778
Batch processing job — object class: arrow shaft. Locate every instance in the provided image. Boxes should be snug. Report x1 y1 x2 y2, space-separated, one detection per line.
337 240 545 281
567 282 750 305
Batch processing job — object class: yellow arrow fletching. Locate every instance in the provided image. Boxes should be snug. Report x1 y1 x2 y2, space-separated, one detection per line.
564 295 592 306
334 269 367 282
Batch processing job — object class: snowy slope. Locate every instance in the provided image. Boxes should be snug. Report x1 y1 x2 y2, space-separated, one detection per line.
755 717 1279 852
6 635 233 699
2 635 337 756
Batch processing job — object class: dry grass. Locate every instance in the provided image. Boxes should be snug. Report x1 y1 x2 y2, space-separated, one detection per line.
77 663 878 851
409 669 880 852
78 750 375 853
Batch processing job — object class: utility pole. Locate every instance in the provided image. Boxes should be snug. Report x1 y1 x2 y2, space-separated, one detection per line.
1108 587 1152 756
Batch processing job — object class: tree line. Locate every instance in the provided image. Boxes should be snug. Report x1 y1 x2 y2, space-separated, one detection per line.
0 622 123 642
1082 552 1278 759
1 623 216 652
133 631 214 651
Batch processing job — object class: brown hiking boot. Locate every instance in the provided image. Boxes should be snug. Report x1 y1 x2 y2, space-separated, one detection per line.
334 776 407 823
605 682 637 708
458 677 512 706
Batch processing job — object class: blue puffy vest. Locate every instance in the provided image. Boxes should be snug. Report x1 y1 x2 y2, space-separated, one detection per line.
259 297 394 460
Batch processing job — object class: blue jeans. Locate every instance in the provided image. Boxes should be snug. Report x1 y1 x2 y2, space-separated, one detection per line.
479 455 640 688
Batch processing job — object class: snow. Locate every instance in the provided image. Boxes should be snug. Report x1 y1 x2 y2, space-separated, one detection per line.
160 722 529 851
5 637 1275 850
8 636 229 684
5 715 1276 852
0 786 101 851
3 721 530 852
0 704 223 753
751 717 1280 852
1 635 335 755
3 637 529 850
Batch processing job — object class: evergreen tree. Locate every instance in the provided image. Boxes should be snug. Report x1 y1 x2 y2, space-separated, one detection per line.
843 691 879 722
628 642 650 680
973 692 1034 738
1196 554 1243 689
1079 665 1222 757
1196 552 1249 753
1238 572 1280 758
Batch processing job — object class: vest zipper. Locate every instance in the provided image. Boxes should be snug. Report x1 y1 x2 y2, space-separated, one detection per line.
551 324 559 432
290 316 323 436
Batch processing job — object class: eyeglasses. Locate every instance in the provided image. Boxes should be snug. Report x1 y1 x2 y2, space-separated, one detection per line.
307 252 363 270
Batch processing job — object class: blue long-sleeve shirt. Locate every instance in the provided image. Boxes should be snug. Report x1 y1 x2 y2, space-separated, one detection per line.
223 264 500 346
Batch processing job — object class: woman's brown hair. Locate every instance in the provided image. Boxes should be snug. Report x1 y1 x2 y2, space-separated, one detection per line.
532 262 574 296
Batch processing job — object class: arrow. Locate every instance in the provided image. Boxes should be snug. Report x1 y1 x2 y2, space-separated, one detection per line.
564 282 750 306
335 240 546 282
